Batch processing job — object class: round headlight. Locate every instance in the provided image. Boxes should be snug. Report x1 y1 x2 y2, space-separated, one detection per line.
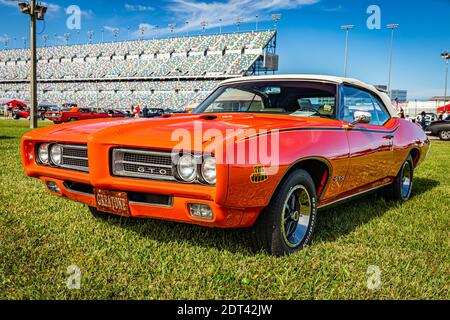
50 144 63 165
38 143 49 164
201 157 216 184
177 154 197 182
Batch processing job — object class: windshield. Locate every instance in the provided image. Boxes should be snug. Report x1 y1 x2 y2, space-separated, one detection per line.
194 81 337 118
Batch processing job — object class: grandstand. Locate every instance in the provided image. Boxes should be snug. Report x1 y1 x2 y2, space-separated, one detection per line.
0 30 278 110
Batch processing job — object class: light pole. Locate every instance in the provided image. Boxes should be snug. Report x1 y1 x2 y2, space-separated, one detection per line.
272 14 281 29
235 17 243 33
101 28 104 42
112 28 119 42
2 35 9 49
87 31 94 44
169 23 176 34
42 34 48 47
387 24 399 97
18 0 47 129
63 32 70 45
255 15 259 31
127 27 130 41
218 18 222 34
185 21 189 37
22 36 27 48
139 25 148 41
340 24 354 78
200 21 208 33
441 51 450 106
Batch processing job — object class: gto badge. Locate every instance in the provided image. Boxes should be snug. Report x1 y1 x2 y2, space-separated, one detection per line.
250 165 269 183
137 166 146 173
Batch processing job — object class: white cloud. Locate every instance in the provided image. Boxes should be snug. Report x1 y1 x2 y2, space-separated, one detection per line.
169 0 319 32
131 0 319 38
125 3 154 12
41 2 61 12
0 0 19 7
0 0 60 12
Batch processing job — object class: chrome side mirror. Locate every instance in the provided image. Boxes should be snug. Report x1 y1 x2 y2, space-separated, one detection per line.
353 111 371 124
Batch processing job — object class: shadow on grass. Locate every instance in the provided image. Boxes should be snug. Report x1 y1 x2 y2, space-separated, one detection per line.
101 177 439 255
314 177 439 243
0 136 15 140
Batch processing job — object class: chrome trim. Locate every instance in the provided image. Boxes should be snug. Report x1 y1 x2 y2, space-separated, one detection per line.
59 144 89 172
318 182 391 209
112 148 177 181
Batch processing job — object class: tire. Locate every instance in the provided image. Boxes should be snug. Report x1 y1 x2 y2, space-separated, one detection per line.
88 206 124 220
438 130 450 141
53 121 61 124
69 118 77 122
383 154 414 201
247 169 318 256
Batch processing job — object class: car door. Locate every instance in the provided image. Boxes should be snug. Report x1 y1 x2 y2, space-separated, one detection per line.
339 85 394 193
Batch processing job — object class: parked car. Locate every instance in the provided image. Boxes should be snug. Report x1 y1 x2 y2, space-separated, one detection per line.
21 75 430 256
46 107 110 124
416 113 436 128
13 105 57 120
425 119 450 140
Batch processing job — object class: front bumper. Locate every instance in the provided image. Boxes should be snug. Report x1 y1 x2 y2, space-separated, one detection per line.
38 176 260 228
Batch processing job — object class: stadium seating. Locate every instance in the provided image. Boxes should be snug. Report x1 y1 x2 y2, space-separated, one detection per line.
0 30 276 110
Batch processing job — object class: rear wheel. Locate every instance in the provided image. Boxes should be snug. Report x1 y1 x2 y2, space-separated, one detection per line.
53 121 61 124
438 130 450 141
247 169 318 256
69 117 77 122
383 154 414 201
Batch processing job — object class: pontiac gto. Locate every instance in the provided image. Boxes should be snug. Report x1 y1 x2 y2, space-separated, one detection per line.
21 75 430 255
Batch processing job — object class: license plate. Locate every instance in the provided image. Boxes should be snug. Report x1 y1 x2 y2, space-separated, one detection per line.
94 189 130 216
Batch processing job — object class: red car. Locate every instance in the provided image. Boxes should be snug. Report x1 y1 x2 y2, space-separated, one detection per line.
21 75 430 255
46 107 111 124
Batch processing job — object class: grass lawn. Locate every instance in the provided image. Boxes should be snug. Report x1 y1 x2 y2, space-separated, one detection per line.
0 119 448 300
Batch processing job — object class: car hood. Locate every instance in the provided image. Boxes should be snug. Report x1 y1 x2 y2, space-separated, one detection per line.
24 114 339 150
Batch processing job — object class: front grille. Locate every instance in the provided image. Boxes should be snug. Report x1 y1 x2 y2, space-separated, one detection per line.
60 144 89 172
112 148 176 181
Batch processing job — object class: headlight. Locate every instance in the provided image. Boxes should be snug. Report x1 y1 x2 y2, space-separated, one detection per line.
50 144 62 165
201 157 216 184
176 154 197 182
38 143 49 164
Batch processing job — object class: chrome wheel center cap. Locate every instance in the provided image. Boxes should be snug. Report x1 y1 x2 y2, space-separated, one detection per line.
291 210 300 221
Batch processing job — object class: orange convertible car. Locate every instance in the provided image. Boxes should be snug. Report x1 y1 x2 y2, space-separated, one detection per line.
21 75 430 255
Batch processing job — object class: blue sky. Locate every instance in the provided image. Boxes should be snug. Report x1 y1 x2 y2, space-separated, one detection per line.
0 0 449 99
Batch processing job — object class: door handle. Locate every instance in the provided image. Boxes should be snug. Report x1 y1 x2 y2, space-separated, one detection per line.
383 134 394 139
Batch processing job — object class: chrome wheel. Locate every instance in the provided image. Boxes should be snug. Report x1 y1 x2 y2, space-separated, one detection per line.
401 162 412 199
440 130 450 140
281 185 312 248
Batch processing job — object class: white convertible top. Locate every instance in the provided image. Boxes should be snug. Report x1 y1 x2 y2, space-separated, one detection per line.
220 74 398 117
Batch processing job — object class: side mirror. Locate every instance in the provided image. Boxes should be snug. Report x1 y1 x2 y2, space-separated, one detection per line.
353 111 371 124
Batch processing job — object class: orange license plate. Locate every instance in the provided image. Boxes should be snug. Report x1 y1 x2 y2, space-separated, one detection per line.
94 189 130 216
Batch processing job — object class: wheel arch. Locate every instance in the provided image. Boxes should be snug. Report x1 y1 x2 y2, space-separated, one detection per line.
274 157 331 201
409 147 420 168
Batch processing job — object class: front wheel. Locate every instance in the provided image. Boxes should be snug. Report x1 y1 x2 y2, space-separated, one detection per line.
439 130 450 141
247 169 318 256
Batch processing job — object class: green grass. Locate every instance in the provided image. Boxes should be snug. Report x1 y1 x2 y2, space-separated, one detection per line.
0 119 448 300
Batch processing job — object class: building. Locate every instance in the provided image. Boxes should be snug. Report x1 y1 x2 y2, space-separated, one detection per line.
375 85 408 102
